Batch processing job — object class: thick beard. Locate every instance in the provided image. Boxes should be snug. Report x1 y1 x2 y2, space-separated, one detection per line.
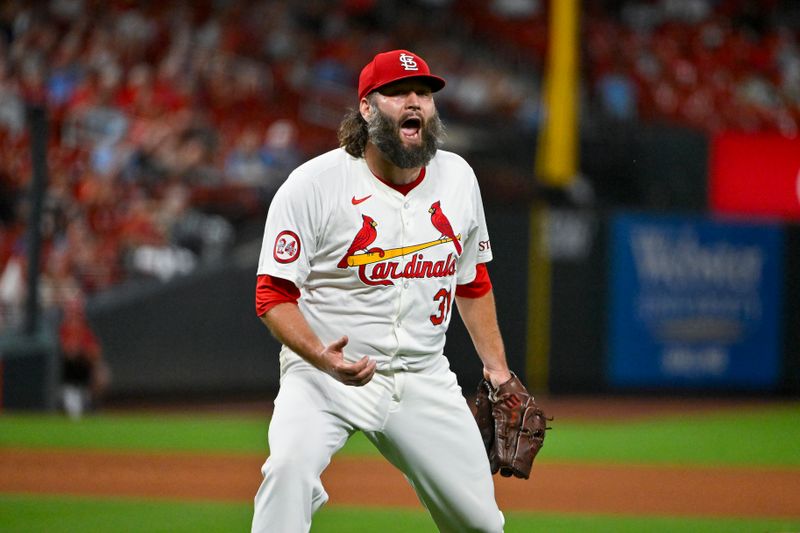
367 105 443 169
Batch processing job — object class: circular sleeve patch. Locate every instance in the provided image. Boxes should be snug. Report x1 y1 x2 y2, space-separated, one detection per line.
273 230 301 264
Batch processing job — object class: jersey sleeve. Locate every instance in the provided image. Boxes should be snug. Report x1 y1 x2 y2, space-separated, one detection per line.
256 171 322 288
455 263 492 298
255 274 301 317
456 174 493 285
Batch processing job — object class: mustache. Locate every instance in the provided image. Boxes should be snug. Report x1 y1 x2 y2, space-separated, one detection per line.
366 104 443 168
368 106 439 137
399 112 424 126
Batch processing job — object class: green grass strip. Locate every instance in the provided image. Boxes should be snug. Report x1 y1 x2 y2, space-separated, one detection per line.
546 404 800 467
498 511 800 533
3 495 800 533
0 413 269 454
1 403 799 466
0 494 252 533
0 412 380 456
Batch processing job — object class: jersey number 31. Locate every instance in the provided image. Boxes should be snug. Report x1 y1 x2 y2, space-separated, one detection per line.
430 288 453 326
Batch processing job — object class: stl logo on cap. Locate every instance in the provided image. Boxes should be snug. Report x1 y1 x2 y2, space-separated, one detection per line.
398 53 419 71
357 49 446 100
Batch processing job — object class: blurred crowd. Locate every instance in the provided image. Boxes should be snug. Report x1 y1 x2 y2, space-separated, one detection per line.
0 0 545 335
460 0 800 133
584 0 800 133
0 0 798 408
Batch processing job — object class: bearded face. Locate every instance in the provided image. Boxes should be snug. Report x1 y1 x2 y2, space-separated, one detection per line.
366 102 444 169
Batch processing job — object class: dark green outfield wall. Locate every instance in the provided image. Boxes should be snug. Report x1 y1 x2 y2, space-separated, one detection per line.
5 123 797 407
80 209 799 399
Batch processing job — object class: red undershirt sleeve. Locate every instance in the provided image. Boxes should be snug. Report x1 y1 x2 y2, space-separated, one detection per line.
455 263 492 298
257 264 489 316
256 274 301 317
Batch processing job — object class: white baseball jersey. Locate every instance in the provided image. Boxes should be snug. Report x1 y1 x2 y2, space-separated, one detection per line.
257 147 493 372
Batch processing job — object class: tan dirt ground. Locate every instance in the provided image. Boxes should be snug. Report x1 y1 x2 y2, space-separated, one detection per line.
2 448 800 518
2 398 799 519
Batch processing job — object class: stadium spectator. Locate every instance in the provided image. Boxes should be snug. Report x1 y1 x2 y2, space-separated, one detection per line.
224 126 275 187
0 0 797 342
58 296 110 419
259 119 302 187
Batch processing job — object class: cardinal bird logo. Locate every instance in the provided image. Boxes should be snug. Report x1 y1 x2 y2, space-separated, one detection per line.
429 201 462 255
338 214 384 268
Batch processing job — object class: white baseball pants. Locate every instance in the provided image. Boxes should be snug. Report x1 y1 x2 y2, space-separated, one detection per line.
251 355 504 532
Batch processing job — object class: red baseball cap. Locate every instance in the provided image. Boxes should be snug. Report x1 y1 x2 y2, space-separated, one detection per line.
358 49 446 100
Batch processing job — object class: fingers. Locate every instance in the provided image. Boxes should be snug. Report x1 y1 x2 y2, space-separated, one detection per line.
336 355 376 386
320 336 376 386
356 356 377 384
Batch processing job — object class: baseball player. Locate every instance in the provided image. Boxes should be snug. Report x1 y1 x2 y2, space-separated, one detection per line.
252 49 516 532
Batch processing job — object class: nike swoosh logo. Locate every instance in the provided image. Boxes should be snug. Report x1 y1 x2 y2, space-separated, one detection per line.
352 195 372 205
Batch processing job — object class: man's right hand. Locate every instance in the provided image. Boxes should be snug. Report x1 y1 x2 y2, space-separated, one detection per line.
318 335 376 386
261 304 376 386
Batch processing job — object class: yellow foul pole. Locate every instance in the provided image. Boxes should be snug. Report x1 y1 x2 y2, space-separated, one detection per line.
535 0 580 187
527 0 580 393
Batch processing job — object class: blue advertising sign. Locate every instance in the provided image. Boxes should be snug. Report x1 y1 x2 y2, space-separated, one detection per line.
607 213 784 389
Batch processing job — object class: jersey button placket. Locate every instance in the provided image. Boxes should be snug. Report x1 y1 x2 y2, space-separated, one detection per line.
394 202 407 348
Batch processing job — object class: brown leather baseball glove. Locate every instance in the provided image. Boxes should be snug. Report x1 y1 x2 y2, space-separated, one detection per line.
474 373 550 479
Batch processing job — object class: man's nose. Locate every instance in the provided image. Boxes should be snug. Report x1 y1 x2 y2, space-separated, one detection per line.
404 91 422 108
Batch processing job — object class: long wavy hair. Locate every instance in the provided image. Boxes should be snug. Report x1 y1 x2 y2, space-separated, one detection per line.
337 102 371 158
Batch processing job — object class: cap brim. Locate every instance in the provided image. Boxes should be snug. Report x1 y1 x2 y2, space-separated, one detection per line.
370 74 446 96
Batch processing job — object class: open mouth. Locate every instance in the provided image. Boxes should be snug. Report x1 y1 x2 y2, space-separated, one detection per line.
400 117 422 139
